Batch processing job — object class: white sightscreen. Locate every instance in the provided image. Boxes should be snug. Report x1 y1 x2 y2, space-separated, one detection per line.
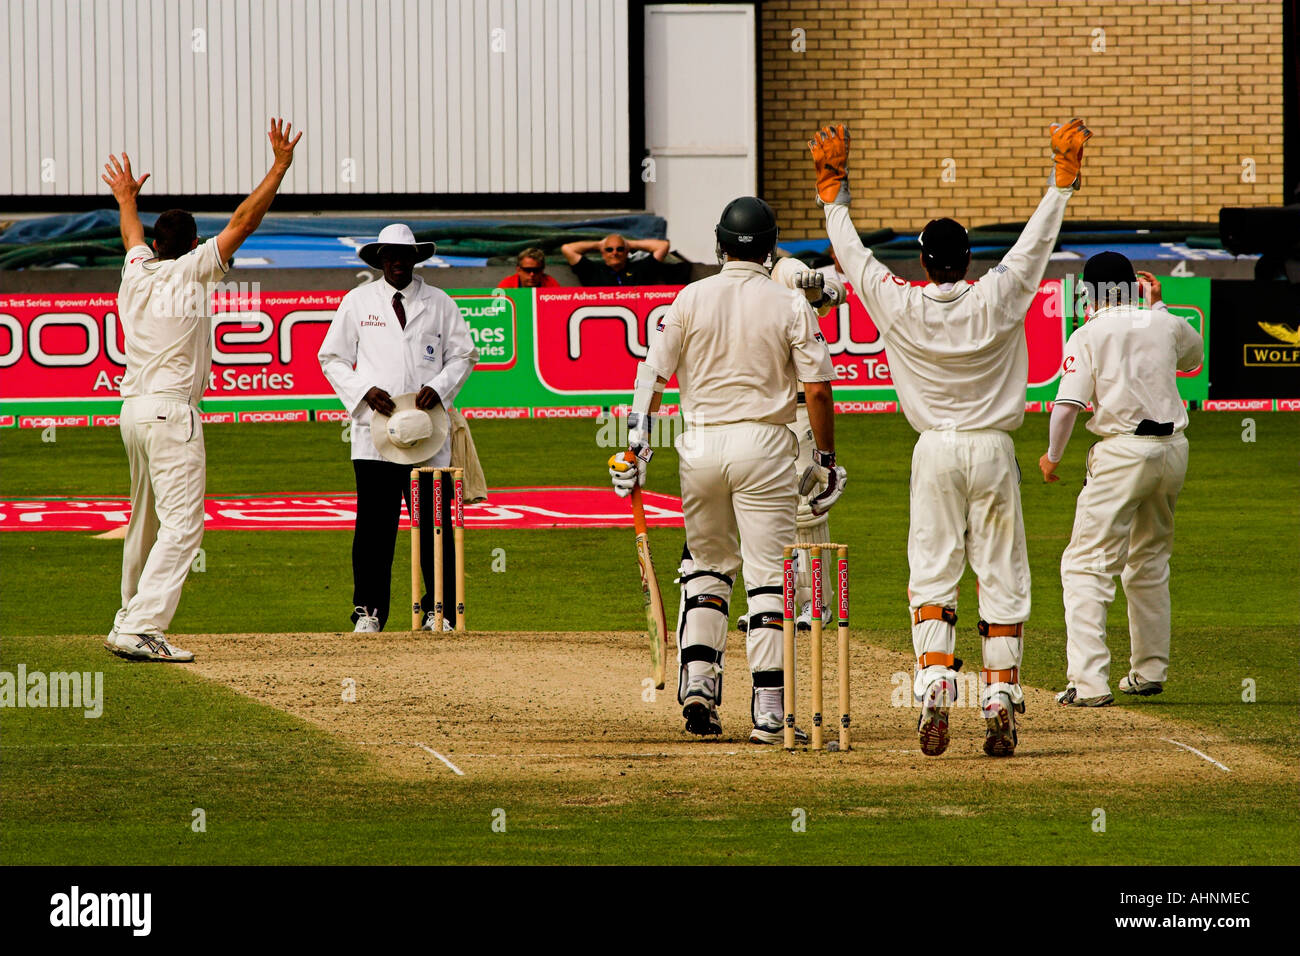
1 0 630 198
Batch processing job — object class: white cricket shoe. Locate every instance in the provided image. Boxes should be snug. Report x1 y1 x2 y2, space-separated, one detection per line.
749 687 809 745
104 608 128 648
353 607 381 633
982 690 1022 757
1118 672 1163 697
796 600 833 632
422 611 455 632
917 676 958 756
105 632 195 663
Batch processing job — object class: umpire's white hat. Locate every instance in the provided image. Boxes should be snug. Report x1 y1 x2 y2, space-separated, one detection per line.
371 395 450 465
358 223 437 269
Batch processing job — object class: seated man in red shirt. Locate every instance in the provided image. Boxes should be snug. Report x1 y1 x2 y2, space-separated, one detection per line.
497 247 560 288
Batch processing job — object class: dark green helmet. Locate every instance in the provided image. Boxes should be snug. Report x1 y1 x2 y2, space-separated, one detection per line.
715 196 779 260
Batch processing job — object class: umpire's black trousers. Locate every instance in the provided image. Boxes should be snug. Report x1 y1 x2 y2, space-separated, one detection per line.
351 459 454 630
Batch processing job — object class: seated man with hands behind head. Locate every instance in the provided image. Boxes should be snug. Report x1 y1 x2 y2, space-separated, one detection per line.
561 233 671 286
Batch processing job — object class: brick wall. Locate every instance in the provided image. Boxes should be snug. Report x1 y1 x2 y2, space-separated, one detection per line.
760 0 1284 237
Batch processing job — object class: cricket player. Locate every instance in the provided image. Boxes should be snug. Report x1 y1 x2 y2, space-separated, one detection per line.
102 118 301 662
607 197 845 743
1040 255 1202 705
772 256 846 628
809 119 1091 756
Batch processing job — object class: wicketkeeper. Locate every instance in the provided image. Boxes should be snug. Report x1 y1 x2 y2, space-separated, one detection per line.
809 119 1091 757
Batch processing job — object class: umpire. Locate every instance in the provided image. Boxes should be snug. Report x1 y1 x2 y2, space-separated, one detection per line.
319 224 479 632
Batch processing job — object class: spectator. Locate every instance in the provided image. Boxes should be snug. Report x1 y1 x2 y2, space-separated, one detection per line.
561 233 671 285
497 247 559 288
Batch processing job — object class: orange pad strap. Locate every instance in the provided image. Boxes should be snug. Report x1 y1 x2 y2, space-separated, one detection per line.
912 605 957 627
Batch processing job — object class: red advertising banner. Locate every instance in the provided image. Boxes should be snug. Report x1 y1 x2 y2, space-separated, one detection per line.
535 281 1068 397
0 290 341 404
534 287 681 395
0 280 1117 420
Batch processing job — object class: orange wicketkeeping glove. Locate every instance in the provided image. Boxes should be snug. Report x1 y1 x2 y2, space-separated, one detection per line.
809 124 851 206
1050 117 1092 189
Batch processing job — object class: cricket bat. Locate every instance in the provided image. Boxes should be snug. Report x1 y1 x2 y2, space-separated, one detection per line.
629 479 669 689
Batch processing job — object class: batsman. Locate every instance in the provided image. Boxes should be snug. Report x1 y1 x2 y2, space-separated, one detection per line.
608 197 844 743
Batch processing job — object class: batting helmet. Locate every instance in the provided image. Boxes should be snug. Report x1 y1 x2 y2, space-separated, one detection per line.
715 196 779 261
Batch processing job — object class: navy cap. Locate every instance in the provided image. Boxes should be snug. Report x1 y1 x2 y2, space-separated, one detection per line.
1082 251 1137 287
919 218 970 269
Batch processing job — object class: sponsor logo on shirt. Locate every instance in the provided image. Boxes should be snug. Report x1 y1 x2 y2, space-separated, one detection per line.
1062 355 1076 374
360 314 385 327
814 332 825 343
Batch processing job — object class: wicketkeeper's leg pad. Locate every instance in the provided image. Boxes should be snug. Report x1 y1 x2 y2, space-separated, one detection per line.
675 559 734 706
912 604 960 700
979 621 1025 710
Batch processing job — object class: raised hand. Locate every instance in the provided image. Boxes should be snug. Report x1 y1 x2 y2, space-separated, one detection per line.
1050 118 1092 189
1135 270 1162 306
808 124 851 206
268 117 303 170
101 153 150 204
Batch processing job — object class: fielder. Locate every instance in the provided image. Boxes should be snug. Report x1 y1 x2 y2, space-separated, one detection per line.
608 197 845 743
103 118 301 662
810 119 1091 756
1040 256 1203 705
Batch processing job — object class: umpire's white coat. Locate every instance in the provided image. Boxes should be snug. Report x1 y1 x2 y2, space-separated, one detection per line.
318 276 479 464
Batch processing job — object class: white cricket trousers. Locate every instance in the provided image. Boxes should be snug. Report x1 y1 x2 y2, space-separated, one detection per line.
117 396 207 635
908 429 1030 621
678 421 798 673
1061 433 1188 698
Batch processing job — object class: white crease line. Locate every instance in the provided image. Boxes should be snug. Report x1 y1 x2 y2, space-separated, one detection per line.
1161 737 1231 773
415 742 465 776
455 751 749 758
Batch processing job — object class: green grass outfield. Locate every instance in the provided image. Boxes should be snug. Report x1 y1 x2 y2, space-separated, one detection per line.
2 412 1297 864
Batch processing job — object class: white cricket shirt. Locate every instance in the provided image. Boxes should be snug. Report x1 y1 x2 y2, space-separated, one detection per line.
1054 303 1204 437
824 186 1073 433
117 239 229 405
643 260 834 427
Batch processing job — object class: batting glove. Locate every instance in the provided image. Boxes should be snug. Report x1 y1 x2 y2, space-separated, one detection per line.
608 445 651 498
799 449 848 516
809 124 851 206
791 268 826 304
1050 118 1092 189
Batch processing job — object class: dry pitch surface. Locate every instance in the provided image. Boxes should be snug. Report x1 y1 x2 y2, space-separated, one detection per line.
184 629 1286 795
